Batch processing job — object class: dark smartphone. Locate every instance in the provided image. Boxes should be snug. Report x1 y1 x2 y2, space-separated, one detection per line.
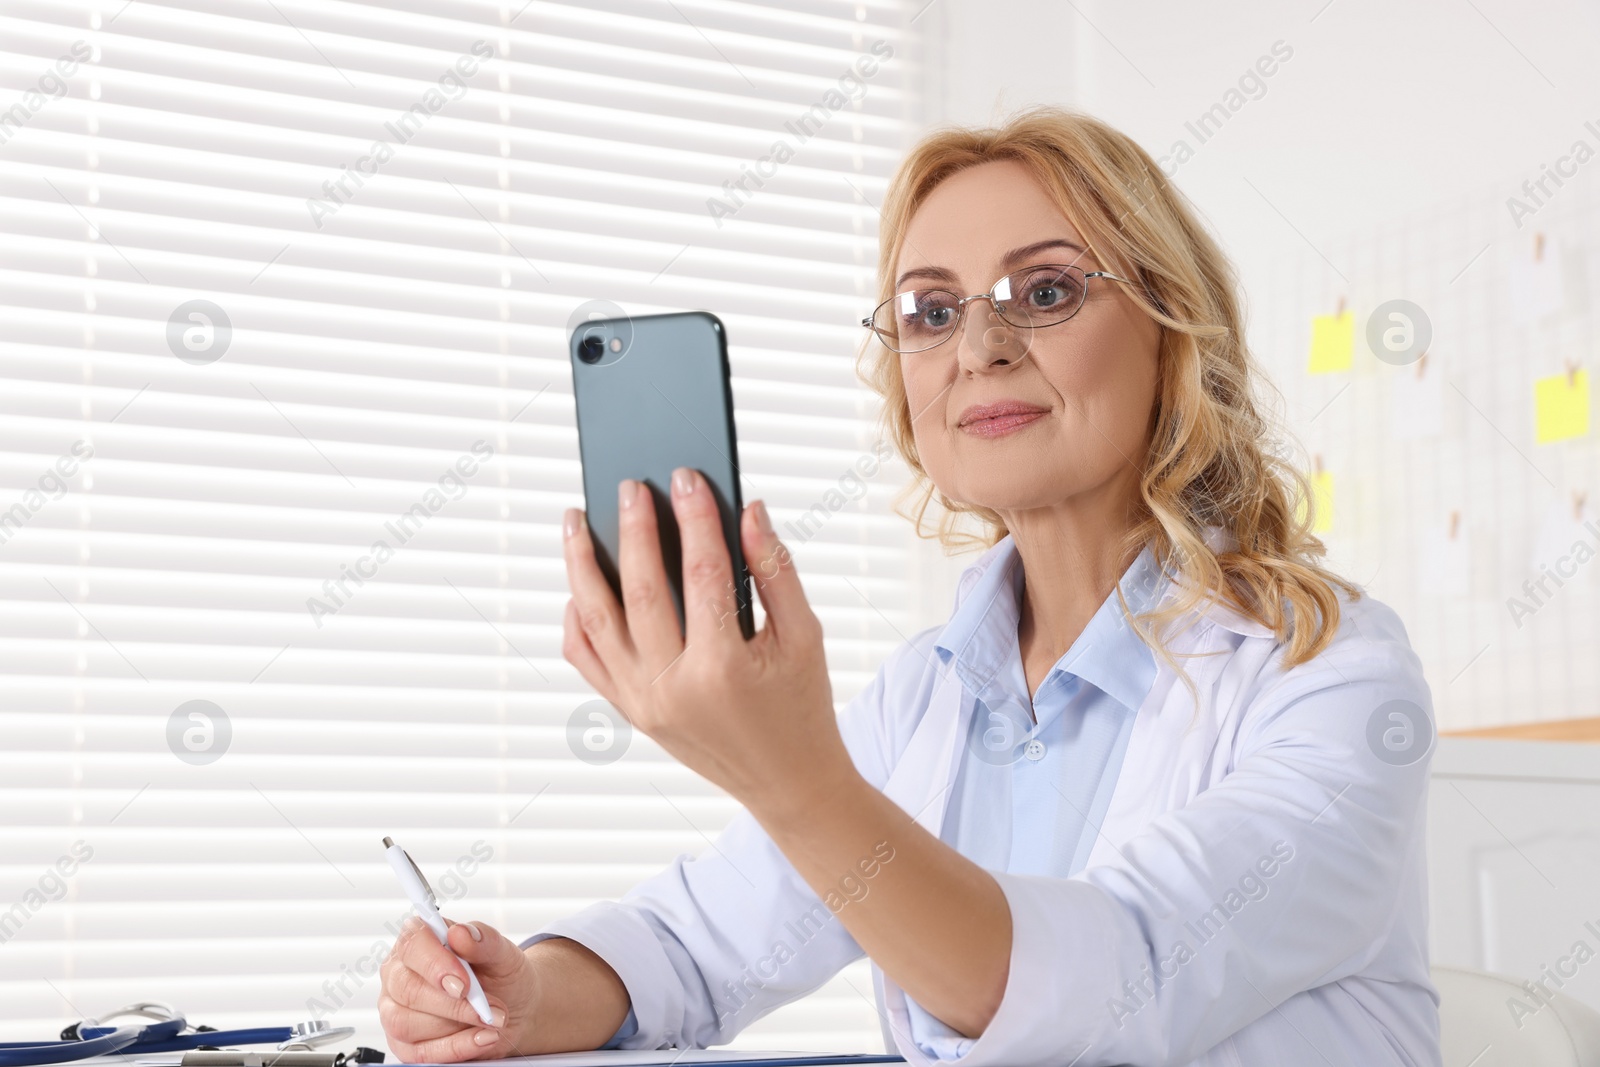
569 310 754 639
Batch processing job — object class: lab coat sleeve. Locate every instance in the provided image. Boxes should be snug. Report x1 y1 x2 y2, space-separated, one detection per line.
520 628 941 1050
890 600 1434 1067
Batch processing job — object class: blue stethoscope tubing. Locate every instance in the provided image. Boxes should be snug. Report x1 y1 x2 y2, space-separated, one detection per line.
82 1024 301 1054
0 1018 192 1066
0 1007 328 1067
0 1022 159 1066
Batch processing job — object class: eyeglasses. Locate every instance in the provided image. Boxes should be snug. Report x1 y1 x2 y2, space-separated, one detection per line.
861 263 1136 355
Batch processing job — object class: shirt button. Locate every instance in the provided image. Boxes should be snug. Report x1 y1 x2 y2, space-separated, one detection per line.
1024 739 1046 761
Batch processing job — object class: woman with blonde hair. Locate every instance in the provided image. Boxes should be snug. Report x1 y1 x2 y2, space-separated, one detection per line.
378 107 1440 1067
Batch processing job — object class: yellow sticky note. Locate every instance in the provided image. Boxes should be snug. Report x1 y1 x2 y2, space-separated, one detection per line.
1311 470 1334 533
1534 370 1590 443
1308 310 1354 374
1296 470 1335 533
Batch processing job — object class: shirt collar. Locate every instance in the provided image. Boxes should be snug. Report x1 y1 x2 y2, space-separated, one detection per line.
932 535 1174 714
1186 524 1277 638
940 525 1275 640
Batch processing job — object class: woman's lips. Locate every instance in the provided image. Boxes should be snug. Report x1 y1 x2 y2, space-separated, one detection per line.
957 402 1050 438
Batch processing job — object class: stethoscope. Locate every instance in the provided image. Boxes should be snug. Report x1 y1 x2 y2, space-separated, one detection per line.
0 1003 362 1067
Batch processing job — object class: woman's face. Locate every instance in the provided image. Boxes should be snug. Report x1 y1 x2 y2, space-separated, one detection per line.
894 159 1162 519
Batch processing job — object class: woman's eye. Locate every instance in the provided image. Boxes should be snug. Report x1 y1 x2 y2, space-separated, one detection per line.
1021 272 1082 310
900 295 956 331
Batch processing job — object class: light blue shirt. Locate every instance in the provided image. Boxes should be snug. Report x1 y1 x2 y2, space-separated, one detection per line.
902 540 1166 1058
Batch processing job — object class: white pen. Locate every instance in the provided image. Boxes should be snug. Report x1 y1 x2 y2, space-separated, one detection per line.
382 836 495 1027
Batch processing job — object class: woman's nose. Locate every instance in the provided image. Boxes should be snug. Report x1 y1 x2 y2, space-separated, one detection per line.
955 298 1030 373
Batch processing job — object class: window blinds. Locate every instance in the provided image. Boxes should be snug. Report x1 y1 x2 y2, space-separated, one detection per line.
0 0 917 1053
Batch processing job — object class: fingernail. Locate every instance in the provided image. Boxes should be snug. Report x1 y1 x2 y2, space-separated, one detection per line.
619 479 637 509
753 500 772 536
563 508 580 539
490 1008 506 1027
466 922 483 942
672 467 695 496
473 1029 498 1047
443 975 465 998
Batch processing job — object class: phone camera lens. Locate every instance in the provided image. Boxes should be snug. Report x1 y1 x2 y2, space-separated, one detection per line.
578 335 605 364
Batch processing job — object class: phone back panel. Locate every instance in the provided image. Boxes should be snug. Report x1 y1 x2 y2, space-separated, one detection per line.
569 310 753 639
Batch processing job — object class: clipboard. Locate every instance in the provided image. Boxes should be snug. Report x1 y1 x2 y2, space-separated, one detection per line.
428 1053 904 1067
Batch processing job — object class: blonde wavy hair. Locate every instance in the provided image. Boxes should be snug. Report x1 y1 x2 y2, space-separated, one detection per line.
858 106 1359 670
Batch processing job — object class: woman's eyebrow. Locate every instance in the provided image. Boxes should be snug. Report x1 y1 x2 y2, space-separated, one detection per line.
893 238 1090 290
893 264 956 289
1002 238 1088 266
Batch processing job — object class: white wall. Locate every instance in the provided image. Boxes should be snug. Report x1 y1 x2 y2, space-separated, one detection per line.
918 0 1600 320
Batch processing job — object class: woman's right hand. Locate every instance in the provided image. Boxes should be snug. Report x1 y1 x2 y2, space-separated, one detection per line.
377 916 537 1062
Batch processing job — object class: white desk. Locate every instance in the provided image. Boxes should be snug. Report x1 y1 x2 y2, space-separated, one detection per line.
1429 737 1600 1014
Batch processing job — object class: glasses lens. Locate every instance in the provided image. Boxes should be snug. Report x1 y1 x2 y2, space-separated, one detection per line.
996 265 1087 329
873 289 960 353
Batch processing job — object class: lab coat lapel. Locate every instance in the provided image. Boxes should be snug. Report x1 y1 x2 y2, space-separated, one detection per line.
879 655 971 835
871 657 972 1056
1085 612 1239 870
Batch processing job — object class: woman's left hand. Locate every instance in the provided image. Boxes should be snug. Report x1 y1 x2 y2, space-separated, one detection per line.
560 467 853 818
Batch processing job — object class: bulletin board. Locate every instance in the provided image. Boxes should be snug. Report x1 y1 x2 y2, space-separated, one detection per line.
1251 175 1599 732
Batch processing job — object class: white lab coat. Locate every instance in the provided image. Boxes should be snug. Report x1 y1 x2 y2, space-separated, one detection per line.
531 529 1441 1067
